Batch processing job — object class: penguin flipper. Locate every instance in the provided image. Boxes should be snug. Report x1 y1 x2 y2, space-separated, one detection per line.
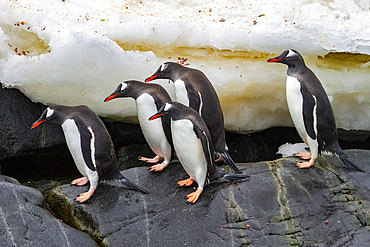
335 151 364 172
301 83 317 140
218 151 242 174
75 118 96 171
187 84 201 113
193 125 216 176
117 173 150 194
162 115 173 147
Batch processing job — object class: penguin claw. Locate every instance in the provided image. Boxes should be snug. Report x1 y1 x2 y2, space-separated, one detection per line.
294 152 311 160
148 162 168 172
138 156 161 164
178 178 195 187
296 160 315 169
186 189 202 203
71 177 89 186
75 190 95 203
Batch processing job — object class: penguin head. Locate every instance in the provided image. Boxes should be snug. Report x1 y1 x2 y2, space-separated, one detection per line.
104 82 131 102
267 49 305 67
145 62 180 82
31 107 60 128
148 102 172 121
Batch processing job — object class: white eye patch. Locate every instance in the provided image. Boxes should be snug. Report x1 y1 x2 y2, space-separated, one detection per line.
287 49 297 58
46 107 54 118
164 102 172 111
120 82 128 91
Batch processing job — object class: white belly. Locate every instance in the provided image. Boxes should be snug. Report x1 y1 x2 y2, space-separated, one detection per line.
171 119 207 189
286 76 318 157
136 93 171 158
61 119 97 179
174 79 189 106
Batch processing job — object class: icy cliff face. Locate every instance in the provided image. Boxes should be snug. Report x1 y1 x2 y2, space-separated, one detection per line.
0 0 369 132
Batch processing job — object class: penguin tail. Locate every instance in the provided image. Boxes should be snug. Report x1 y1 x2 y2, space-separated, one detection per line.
117 174 150 194
222 173 250 183
335 151 364 172
223 173 250 180
218 151 242 174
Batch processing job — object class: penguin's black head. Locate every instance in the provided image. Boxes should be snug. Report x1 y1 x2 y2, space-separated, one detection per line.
148 102 172 121
104 82 132 102
145 62 180 82
267 49 305 67
31 107 58 129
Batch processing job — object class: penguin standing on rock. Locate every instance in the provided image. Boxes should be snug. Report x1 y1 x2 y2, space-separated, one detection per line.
104 80 173 172
31 105 149 203
145 62 242 174
149 102 249 203
268 49 364 172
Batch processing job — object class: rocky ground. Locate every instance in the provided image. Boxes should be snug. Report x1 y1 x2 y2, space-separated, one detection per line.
0 150 368 247
0 86 369 246
0 175 98 246
47 150 369 246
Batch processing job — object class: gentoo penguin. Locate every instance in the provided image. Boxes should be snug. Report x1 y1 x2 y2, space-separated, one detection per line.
31 105 149 203
104 80 173 172
145 62 241 173
268 49 364 171
149 102 248 203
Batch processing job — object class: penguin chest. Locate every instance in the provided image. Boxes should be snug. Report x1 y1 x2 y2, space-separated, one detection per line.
61 119 97 178
136 93 170 155
286 76 316 146
174 79 190 107
171 119 207 183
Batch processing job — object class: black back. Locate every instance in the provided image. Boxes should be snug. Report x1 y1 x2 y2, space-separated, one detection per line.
46 105 122 181
148 62 227 153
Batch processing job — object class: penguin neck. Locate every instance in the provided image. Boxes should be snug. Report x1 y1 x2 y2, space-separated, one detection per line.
128 86 146 100
170 71 183 82
287 62 306 77
167 108 183 121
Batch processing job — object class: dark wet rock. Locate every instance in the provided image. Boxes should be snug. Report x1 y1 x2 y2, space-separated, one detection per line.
103 119 147 150
47 150 369 246
0 175 98 246
117 144 155 170
23 179 70 196
226 127 370 163
0 86 76 181
225 127 302 162
0 86 65 160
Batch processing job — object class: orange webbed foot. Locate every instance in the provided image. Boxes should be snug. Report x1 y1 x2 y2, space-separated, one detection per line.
148 162 168 172
75 189 96 203
138 155 161 164
178 178 195 187
186 189 202 203
294 152 311 160
71 177 89 186
296 159 315 169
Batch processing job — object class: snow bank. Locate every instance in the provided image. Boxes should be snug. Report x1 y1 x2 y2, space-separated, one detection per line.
0 0 369 132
